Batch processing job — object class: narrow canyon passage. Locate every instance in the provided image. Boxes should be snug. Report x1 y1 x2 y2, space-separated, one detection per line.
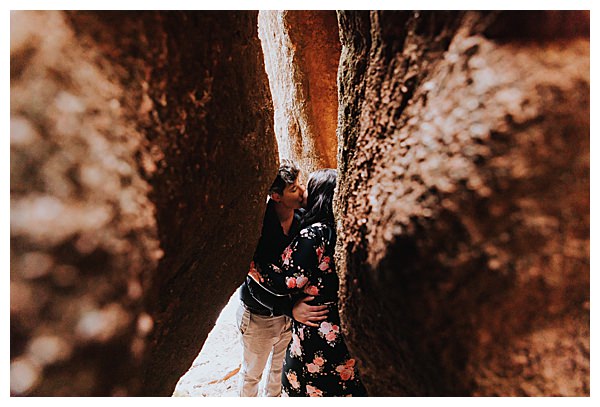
10 10 589 396
174 10 342 396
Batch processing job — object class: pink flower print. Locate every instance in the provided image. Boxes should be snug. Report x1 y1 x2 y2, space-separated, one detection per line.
346 358 355 367
316 246 324 262
304 284 319 296
306 384 323 397
319 321 332 335
290 333 302 357
286 371 300 389
306 363 320 373
340 369 353 381
295 275 308 288
247 261 264 283
319 322 338 343
298 326 305 341
282 246 293 266
286 277 297 289
335 364 355 381
318 256 331 271
325 330 337 342
313 356 325 366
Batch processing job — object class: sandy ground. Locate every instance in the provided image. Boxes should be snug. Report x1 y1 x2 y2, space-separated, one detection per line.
172 289 269 397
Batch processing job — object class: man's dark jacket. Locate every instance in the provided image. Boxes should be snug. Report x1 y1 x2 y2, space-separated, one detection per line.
239 198 304 316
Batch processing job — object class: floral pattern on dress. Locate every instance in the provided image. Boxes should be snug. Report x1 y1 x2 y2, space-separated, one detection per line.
260 222 367 397
289 332 303 359
281 246 293 266
306 352 326 374
335 358 356 382
306 384 324 397
286 370 301 390
318 321 341 346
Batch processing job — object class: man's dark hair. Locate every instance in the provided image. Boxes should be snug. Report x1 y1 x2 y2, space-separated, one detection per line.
269 159 300 195
301 168 337 228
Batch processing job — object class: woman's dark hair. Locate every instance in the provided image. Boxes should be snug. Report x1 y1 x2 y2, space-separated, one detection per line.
301 169 337 228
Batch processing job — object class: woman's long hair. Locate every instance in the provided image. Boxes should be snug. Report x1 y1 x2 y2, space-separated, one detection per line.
301 169 337 229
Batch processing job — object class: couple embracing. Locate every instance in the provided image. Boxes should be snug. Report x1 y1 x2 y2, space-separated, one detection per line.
236 160 367 397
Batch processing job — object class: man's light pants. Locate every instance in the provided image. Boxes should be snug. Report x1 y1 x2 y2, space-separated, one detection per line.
236 303 292 397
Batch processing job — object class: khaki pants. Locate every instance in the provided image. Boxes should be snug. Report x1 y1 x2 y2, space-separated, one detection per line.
236 302 292 397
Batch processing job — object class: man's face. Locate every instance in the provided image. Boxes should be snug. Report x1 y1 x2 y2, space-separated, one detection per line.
274 177 306 210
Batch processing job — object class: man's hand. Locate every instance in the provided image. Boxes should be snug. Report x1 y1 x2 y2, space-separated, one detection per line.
292 296 329 327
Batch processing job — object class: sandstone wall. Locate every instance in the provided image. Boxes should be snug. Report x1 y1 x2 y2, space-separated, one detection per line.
335 11 589 396
259 10 340 175
10 11 160 396
11 10 278 396
10 9 590 397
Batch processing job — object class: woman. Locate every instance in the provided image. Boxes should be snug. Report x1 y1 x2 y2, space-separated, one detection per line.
257 169 367 397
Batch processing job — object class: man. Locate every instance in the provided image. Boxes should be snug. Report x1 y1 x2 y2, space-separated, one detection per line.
237 159 329 397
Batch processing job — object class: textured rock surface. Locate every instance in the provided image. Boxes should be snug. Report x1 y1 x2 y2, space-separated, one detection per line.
65 11 278 396
335 11 589 396
259 10 340 174
11 10 590 397
10 10 160 396
11 10 277 396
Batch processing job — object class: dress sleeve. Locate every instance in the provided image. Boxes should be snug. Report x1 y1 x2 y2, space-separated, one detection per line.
258 229 319 295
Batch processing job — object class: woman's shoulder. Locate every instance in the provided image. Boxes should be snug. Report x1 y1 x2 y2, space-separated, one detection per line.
301 222 330 231
298 222 332 240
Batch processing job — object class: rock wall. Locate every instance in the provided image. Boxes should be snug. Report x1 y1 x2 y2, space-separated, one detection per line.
259 10 340 175
10 11 161 396
11 9 590 397
11 10 278 396
335 11 589 396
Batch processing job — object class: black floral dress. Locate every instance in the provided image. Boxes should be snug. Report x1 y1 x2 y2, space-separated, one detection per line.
257 222 367 397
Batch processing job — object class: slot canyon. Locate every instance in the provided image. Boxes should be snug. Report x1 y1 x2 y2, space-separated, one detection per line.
10 10 589 396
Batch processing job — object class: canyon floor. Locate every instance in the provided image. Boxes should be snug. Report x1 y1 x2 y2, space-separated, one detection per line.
173 289 269 397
